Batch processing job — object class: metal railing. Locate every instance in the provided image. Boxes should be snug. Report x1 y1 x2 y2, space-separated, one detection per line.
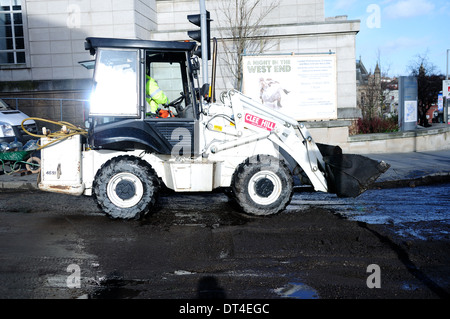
2 97 89 123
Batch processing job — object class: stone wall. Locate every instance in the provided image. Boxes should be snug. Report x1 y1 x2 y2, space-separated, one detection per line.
0 0 156 127
345 126 450 154
0 0 157 83
306 122 450 154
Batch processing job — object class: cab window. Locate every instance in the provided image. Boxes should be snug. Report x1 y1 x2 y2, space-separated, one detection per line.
90 48 139 117
146 51 194 119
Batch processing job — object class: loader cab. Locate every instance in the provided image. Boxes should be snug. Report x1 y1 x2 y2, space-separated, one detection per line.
145 50 196 119
84 37 201 156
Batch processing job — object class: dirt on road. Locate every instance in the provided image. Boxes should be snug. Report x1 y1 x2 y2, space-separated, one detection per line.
0 189 448 301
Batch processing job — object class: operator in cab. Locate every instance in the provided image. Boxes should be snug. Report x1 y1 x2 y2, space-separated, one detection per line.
146 75 173 118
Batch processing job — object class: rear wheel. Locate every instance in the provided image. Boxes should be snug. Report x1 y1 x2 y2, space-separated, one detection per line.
231 155 293 216
93 156 160 220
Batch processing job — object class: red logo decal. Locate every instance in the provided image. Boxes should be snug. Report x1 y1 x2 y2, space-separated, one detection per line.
245 113 276 131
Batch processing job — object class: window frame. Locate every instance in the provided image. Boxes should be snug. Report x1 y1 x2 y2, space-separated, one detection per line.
0 0 27 66
0 0 31 70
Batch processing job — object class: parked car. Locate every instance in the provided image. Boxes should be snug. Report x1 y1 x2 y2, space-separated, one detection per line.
0 99 38 145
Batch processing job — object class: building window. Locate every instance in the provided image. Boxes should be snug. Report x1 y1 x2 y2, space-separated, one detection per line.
0 0 25 64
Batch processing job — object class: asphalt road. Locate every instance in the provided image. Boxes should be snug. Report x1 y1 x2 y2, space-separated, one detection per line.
0 184 448 304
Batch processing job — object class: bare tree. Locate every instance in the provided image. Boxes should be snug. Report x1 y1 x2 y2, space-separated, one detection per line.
408 54 444 127
359 63 383 120
216 0 279 90
365 51 394 117
358 58 396 120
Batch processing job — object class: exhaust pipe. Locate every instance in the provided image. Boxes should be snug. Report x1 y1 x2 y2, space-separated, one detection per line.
317 143 390 198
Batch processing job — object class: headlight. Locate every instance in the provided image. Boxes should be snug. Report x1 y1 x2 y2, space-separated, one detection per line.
0 122 15 138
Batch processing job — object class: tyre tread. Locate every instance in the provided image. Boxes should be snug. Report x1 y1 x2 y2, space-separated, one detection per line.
93 155 160 219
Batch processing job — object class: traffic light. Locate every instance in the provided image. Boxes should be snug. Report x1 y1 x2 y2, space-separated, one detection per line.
187 10 211 60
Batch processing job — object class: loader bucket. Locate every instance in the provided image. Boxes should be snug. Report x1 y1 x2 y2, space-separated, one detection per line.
317 144 390 198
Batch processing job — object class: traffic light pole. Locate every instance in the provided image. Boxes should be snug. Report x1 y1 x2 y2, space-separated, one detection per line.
199 0 208 83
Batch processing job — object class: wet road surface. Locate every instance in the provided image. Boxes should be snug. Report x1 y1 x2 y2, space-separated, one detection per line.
0 184 449 301
294 183 450 241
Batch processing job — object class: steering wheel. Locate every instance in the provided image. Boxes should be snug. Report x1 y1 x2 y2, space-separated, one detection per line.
167 92 186 113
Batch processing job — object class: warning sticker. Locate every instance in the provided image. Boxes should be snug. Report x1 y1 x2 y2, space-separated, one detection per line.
244 113 276 131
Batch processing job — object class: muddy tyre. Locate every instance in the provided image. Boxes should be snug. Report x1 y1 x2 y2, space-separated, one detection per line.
231 155 293 216
93 156 160 220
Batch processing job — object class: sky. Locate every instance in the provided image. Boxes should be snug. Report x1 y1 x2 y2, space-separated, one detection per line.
323 0 449 77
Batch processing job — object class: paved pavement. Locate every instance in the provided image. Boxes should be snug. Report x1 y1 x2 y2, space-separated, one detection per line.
1 150 449 191
364 150 450 185
0 169 39 190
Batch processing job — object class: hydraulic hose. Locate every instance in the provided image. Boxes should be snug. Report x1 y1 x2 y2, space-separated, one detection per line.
21 117 88 151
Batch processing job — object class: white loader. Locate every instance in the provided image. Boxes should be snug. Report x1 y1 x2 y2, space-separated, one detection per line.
36 37 389 220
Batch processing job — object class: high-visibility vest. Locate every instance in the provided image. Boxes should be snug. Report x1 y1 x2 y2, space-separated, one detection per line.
146 76 169 113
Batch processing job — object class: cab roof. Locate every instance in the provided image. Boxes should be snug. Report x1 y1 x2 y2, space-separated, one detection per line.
85 37 197 55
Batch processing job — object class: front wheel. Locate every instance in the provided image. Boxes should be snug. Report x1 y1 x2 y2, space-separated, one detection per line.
231 155 293 216
93 156 160 220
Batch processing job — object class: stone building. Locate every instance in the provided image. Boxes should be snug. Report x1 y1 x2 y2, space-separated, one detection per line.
0 0 360 135
356 58 399 119
0 0 156 125
356 60 382 119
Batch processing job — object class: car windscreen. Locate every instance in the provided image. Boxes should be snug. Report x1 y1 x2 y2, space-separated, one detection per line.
0 99 13 111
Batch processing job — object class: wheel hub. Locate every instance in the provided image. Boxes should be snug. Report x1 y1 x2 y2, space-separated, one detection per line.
115 180 136 200
107 172 144 208
248 170 282 205
254 178 274 198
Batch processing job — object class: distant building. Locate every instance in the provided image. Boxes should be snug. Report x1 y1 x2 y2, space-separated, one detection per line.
0 0 360 125
383 78 398 114
356 58 398 118
356 58 370 112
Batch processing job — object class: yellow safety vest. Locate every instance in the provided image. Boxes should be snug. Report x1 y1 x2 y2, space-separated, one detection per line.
146 76 169 113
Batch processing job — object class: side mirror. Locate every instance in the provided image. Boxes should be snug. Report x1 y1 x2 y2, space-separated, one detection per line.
191 57 200 79
191 57 200 71
200 83 210 99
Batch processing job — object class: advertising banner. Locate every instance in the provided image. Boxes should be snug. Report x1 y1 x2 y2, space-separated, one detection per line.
398 76 418 131
443 80 450 99
438 93 443 112
242 54 337 121
404 100 418 123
